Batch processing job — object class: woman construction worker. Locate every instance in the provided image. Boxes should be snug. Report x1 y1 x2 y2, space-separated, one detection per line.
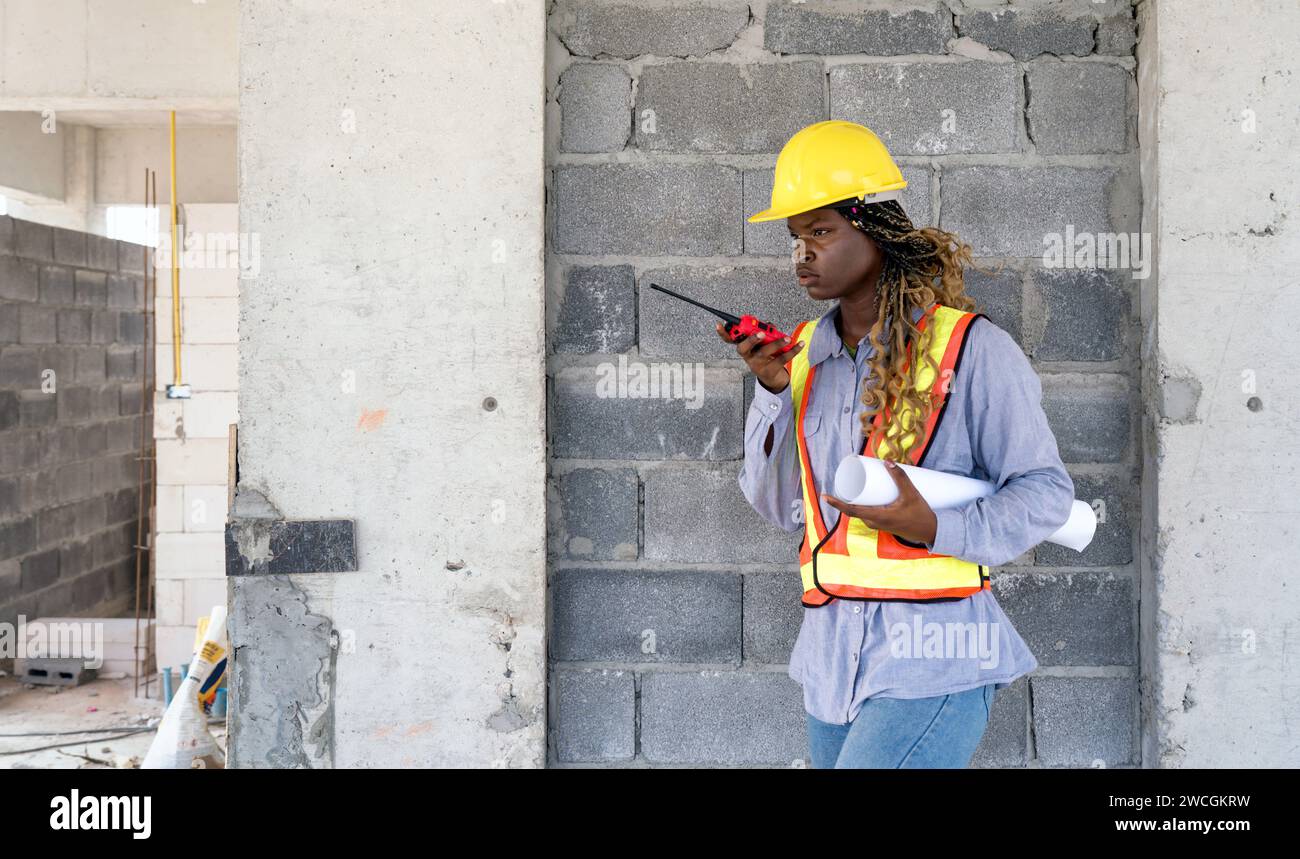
727 120 1075 768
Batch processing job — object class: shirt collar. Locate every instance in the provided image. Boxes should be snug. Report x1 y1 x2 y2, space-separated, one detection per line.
804 302 927 368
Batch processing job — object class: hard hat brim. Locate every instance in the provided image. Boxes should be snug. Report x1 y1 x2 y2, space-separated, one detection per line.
746 186 907 223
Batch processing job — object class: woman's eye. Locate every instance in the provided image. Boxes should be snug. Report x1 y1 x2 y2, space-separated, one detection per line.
813 229 829 236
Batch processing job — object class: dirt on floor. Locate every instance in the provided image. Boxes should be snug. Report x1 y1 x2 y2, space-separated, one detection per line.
0 670 227 769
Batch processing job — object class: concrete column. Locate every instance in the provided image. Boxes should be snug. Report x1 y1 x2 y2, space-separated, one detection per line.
1140 0 1300 766
231 0 546 767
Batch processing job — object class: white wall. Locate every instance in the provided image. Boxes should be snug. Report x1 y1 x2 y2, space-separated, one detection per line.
1143 0 1300 767
232 0 548 767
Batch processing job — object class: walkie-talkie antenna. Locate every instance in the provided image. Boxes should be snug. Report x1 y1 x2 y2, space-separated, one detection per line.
648 283 741 327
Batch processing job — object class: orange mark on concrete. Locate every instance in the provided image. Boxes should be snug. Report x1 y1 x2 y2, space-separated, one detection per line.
404 721 434 737
357 408 388 432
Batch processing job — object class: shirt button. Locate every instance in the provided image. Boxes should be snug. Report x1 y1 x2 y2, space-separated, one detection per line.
851 652 859 661
769 403 778 410
853 605 862 613
843 406 850 413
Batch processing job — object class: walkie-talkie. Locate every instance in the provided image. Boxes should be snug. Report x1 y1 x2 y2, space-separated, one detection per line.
649 283 796 353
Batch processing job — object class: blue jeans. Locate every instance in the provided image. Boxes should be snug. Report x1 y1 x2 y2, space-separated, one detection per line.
806 683 995 768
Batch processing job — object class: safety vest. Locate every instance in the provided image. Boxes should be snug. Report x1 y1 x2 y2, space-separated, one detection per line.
788 302 991 607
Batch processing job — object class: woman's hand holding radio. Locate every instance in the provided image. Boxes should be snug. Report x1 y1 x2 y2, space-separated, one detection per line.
717 323 805 394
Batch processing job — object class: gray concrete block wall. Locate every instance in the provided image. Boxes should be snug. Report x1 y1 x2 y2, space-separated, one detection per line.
546 0 1142 767
0 216 152 641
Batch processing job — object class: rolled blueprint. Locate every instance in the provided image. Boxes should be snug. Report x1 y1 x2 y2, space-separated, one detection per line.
832 455 1096 552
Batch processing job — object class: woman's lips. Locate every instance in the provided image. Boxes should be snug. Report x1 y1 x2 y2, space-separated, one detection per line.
798 272 819 285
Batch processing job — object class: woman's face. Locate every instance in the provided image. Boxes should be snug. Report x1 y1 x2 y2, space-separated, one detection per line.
788 207 884 302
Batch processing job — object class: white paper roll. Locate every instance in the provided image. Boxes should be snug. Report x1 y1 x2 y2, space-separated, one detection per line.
832 455 1096 552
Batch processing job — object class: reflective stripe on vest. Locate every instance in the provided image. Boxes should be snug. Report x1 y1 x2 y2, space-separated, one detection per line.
787 302 991 608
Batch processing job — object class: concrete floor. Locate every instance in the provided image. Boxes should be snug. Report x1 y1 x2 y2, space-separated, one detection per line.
0 672 226 769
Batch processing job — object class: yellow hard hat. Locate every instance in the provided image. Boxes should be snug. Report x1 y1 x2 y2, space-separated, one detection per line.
747 120 907 223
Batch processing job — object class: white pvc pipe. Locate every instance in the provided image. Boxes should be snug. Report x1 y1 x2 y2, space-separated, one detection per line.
832 455 1097 552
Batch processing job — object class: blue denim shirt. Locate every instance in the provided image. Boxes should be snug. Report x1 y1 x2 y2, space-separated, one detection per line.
738 301 1075 725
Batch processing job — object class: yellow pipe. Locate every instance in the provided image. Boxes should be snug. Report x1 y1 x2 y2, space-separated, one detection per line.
169 111 183 385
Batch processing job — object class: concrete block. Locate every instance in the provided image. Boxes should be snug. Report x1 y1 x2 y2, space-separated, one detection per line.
552 669 636 762
0 345 40 386
21 390 58 427
14 656 96 687
559 63 631 153
105 346 138 381
1041 375 1130 463
19 305 57 344
154 296 239 344
765 1 953 55
0 256 39 301
1037 471 1133 567
741 571 803 664
39 266 75 304
106 273 143 309
971 676 1028 768
52 228 88 267
0 517 38 561
57 309 92 344
830 61 1020 155
553 265 636 354
940 165 1125 258
118 381 145 416
118 311 146 344
76 423 107 460
551 567 741 663
550 467 639 560
182 391 238 438
1096 13 1137 56
957 6 1094 60
1031 267 1130 361
551 365 742 460
552 0 750 58
86 234 118 272
91 310 117 344
554 163 742 256
639 265 820 359
1027 60 1131 155
641 671 806 764
153 397 183 438
1031 676 1136 767
964 265 1024 349
156 578 185 626
634 61 824 154
155 624 198 674
156 485 185 533
155 532 227 579
155 437 230 485
13 219 53 262
74 270 107 307
183 485 230 533
184 577 229 618
20 546 60 591
996 571 1135 666
644 464 801 562
72 346 105 382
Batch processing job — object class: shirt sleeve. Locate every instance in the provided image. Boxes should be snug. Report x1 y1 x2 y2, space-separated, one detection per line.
924 318 1076 566
737 375 804 534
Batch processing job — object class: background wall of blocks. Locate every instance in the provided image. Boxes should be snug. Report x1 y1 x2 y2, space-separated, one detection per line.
0 216 152 636
545 0 1142 767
